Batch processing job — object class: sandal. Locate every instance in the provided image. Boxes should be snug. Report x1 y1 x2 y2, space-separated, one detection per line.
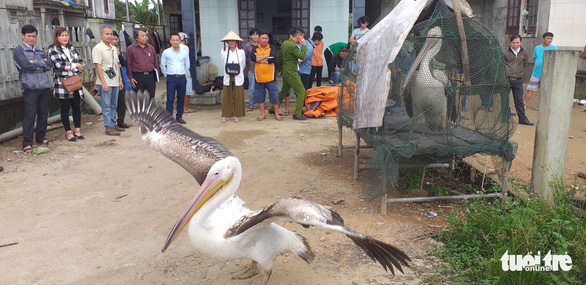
74 129 85 140
221 117 227 123
257 115 266 121
246 107 254 112
41 139 54 145
274 116 283 121
184 108 196 113
233 117 240 123
23 145 33 153
283 111 289 116
65 131 77 142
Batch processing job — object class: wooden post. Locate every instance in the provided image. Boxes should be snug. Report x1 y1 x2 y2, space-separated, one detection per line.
452 0 472 86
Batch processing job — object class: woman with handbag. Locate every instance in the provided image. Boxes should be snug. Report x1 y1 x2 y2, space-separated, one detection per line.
48 27 85 141
220 31 246 123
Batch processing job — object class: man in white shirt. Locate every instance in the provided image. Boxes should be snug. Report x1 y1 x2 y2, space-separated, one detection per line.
92 26 124 136
349 16 370 44
161 33 190 124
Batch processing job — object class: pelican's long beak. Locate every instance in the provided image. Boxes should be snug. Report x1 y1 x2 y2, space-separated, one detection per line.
161 172 233 252
402 36 440 90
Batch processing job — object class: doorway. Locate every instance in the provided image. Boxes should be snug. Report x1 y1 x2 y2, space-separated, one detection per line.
238 0 310 46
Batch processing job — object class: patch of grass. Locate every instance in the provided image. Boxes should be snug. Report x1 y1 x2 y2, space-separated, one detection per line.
398 170 423 192
432 179 586 284
429 184 451 196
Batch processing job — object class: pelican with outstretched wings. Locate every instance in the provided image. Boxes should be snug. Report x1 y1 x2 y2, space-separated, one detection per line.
126 91 411 284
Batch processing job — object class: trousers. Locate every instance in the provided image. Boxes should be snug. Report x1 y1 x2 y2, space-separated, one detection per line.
132 71 157 99
59 94 81 131
278 75 306 116
22 88 52 148
509 78 530 123
166 75 187 118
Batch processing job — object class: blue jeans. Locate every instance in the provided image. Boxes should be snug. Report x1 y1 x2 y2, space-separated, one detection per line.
330 70 341 84
166 76 187 118
98 85 119 129
247 71 255 107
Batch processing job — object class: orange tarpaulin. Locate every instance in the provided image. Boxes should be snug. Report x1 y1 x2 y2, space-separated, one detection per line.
303 85 340 118
341 80 356 112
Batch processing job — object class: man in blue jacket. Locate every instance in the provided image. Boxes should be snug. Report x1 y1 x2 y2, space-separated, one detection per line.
13 25 54 153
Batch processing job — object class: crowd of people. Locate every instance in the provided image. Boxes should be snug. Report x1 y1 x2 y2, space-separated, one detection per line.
12 17 554 154
12 24 193 152
233 17 370 122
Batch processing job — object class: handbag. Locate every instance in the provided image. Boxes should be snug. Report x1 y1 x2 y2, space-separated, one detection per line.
224 50 240 76
55 48 83 93
57 74 83 92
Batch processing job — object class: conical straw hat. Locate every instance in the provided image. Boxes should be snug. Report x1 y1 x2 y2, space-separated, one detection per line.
221 31 243 42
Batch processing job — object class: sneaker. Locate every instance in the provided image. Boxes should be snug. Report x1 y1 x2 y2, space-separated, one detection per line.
105 128 121 136
292 114 307 120
114 125 126 132
177 117 187 124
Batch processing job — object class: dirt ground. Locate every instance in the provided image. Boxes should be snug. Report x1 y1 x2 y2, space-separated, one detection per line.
0 85 584 284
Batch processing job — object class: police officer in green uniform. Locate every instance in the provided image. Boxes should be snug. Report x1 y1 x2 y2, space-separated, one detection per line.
276 28 307 120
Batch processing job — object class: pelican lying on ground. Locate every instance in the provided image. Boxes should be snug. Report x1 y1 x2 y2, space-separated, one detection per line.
126 91 411 284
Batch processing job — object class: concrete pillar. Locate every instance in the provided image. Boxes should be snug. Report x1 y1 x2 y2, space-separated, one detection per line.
87 18 104 41
59 9 65 27
119 22 134 54
181 0 198 83
530 49 581 204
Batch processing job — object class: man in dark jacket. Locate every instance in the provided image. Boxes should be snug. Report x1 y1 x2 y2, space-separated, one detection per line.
504 35 532 125
13 25 54 152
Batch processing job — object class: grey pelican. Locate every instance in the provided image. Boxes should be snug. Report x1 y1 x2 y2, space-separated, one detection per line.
125 91 411 284
403 26 448 132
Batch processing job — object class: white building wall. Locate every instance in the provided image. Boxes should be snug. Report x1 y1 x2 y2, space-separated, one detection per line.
199 0 239 77
311 0 350 78
548 0 586 47
199 0 349 77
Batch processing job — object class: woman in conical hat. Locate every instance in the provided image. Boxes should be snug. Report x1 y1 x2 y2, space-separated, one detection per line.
220 31 246 123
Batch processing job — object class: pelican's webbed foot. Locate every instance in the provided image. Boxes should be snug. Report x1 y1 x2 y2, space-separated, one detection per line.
231 260 259 280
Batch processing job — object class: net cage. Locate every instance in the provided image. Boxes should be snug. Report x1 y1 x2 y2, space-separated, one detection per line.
337 1 517 195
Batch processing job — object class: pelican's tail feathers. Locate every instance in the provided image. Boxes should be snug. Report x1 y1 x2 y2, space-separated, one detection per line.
292 234 315 264
346 234 411 275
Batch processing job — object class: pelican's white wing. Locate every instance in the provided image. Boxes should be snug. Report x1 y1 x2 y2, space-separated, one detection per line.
225 197 411 275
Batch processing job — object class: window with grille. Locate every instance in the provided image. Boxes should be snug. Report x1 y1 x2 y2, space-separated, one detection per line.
291 0 310 36
506 0 539 35
169 14 182 35
238 0 256 39
505 0 520 35
526 0 538 34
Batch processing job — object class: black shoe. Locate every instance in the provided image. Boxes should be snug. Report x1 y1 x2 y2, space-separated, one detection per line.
268 109 283 116
177 118 187 124
0 166 4 172
117 122 130 128
519 121 534 126
292 114 307 120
